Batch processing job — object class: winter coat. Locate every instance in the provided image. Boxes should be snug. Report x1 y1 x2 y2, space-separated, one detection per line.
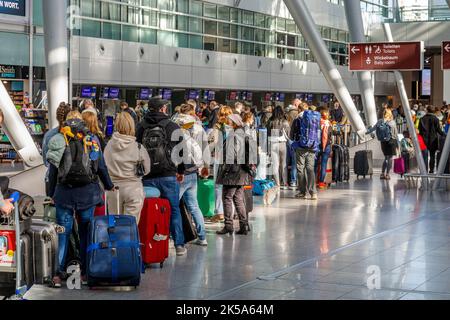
104 132 151 184
46 133 67 168
47 135 114 211
419 114 445 150
216 129 254 186
136 111 186 179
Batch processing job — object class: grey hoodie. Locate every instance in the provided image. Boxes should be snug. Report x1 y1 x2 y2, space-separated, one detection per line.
104 132 151 184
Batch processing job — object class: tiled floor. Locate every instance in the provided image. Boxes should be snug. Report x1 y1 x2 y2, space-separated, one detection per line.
24 175 450 300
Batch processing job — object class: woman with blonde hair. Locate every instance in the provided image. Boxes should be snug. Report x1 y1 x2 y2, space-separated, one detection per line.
82 110 106 151
104 112 151 221
208 105 233 223
367 108 399 180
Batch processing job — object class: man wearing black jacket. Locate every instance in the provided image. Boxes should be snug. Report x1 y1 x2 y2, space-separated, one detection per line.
419 105 446 173
136 97 187 256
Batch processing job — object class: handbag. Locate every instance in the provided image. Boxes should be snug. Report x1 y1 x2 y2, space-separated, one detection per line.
136 144 146 177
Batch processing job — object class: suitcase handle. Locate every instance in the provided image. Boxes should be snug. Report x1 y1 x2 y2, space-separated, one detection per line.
105 186 120 216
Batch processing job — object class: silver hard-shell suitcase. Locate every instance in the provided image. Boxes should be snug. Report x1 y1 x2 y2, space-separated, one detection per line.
28 219 60 285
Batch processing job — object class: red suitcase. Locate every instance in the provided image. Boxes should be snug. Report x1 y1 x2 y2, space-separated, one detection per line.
138 198 171 268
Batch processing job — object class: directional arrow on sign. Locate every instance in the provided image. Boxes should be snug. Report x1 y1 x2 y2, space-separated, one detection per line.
445 43 450 53
351 46 360 55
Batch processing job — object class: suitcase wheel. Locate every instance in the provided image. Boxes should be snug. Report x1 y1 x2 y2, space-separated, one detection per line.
160 262 164 269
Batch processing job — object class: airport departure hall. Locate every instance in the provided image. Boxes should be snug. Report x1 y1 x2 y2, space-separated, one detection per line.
0 0 450 305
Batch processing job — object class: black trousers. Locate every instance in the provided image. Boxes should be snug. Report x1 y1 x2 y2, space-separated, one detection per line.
222 186 248 230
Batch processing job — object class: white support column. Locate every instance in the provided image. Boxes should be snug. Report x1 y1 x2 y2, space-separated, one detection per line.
383 23 428 177
344 0 378 127
283 0 366 137
433 132 450 190
0 83 42 167
42 0 69 129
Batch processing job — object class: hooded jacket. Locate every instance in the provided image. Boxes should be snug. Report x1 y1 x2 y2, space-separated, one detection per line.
104 132 151 183
136 111 186 178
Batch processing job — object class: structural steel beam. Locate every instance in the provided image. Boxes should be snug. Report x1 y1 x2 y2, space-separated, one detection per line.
383 23 428 177
344 0 378 127
283 0 366 136
42 0 69 129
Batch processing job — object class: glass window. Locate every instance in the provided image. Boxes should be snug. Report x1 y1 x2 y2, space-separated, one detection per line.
255 43 265 56
276 18 286 31
143 10 158 27
176 16 188 31
230 40 238 53
190 0 203 16
159 0 175 11
204 36 217 51
331 28 338 41
81 0 98 18
160 13 175 29
321 27 330 39
218 23 230 37
254 13 265 28
338 30 346 42
218 38 231 53
140 28 157 44
287 48 295 60
255 29 265 43
240 27 254 41
230 8 239 23
142 0 157 7
287 34 296 47
241 10 254 25
204 3 217 18
176 0 189 13
266 16 276 29
230 24 238 39
266 45 275 58
276 33 286 45
204 20 217 35
218 6 230 21
174 33 189 48
189 17 202 33
122 25 139 42
101 2 120 21
81 19 101 38
102 22 121 40
240 42 254 55
286 20 296 33
295 49 305 61
158 30 173 46
189 35 203 49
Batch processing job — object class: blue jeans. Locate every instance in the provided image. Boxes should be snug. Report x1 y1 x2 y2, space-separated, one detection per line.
179 173 206 241
315 144 332 183
287 143 297 184
143 176 185 247
56 206 95 275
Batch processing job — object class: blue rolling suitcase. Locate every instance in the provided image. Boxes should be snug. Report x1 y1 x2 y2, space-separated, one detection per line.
87 190 142 288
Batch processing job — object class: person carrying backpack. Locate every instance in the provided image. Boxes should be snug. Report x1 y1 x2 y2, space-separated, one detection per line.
47 117 115 287
367 108 399 180
290 107 321 200
136 97 187 256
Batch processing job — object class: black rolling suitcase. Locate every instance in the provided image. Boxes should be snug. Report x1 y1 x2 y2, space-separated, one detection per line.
180 199 198 244
354 150 374 179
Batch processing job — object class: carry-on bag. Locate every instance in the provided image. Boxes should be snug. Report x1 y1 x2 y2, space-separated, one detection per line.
87 188 142 287
28 219 60 285
0 192 30 299
139 198 171 268
394 157 406 176
180 199 198 244
354 150 374 179
197 178 215 218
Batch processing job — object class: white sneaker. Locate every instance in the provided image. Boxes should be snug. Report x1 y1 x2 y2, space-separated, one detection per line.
176 246 187 256
194 239 208 247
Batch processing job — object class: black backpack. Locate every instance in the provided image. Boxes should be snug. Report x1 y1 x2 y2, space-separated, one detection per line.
58 119 99 187
142 119 176 175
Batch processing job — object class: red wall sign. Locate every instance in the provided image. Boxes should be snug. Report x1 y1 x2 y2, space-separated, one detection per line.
348 41 423 71
443 41 450 70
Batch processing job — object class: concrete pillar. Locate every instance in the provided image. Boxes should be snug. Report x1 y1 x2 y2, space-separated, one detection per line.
383 23 428 177
0 83 42 167
344 0 377 127
283 0 366 137
42 0 69 129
